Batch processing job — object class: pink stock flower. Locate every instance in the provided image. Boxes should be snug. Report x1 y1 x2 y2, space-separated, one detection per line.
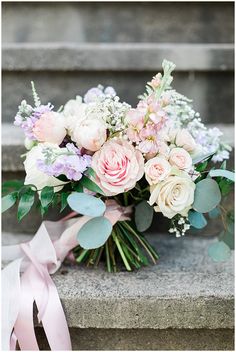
126 109 144 143
138 124 160 154
33 111 66 145
91 139 144 196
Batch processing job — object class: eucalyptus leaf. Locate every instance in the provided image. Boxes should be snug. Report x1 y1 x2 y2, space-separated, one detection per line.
67 192 106 217
40 186 54 208
220 231 234 250
209 169 235 182
17 189 35 221
208 207 220 219
188 210 207 229
135 200 154 232
77 216 112 249
208 241 231 262
192 151 215 165
193 178 221 213
2 192 18 213
80 176 104 195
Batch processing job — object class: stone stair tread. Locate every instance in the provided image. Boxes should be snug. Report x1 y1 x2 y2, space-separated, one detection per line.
2 232 234 329
2 43 234 71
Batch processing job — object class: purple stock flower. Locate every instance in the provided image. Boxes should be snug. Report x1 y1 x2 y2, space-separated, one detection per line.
37 143 92 181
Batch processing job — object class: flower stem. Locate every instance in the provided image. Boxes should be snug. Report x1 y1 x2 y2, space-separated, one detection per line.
105 242 112 272
112 231 132 271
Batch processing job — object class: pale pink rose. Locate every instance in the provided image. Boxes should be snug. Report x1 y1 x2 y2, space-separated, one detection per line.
73 118 107 152
144 157 171 185
91 139 144 196
126 109 144 143
169 148 192 170
33 112 66 145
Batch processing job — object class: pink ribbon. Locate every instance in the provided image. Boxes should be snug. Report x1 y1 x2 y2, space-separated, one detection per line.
2 200 131 351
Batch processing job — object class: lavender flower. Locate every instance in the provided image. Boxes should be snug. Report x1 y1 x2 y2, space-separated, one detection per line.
36 143 92 181
84 85 116 103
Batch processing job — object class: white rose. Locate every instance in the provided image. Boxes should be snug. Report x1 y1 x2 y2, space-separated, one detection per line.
144 157 171 185
24 144 65 192
169 147 192 170
149 172 195 218
168 128 197 152
73 118 107 152
63 96 87 138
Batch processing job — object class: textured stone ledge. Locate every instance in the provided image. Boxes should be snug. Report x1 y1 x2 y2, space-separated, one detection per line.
2 123 234 172
2 232 234 330
2 43 234 71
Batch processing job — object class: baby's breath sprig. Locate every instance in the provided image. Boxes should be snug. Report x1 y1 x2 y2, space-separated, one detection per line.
169 215 190 237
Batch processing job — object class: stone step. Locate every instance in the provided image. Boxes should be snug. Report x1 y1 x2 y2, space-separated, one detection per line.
2 2 233 44
3 43 234 71
2 232 234 350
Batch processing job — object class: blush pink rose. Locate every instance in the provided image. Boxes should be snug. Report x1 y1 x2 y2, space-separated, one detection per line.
169 147 192 170
33 112 66 145
91 139 144 196
144 156 171 185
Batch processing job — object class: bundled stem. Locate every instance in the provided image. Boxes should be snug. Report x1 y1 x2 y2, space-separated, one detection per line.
73 221 159 272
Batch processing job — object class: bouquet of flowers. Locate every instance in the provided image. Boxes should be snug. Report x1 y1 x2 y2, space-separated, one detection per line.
2 60 234 272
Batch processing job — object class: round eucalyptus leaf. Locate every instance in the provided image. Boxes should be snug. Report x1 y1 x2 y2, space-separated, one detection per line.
193 178 221 213
77 216 113 249
135 200 154 232
188 210 207 229
208 241 231 262
67 192 106 217
208 207 220 219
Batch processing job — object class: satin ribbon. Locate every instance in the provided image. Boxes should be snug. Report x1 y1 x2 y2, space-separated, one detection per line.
2 200 131 351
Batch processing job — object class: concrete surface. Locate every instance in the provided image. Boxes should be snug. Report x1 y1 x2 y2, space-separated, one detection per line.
2 232 234 330
3 43 234 71
35 327 234 350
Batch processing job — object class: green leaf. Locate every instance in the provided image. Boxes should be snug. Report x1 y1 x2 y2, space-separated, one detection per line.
72 183 83 192
220 231 234 250
60 192 69 213
209 169 235 182
218 178 233 196
80 176 104 195
188 210 207 229
85 167 96 179
195 160 208 172
2 180 24 192
208 241 231 262
2 192 18 213
135 200 154 232
193 178 221 213
67 192 106 217
77 216 113 249
40 186 54 208
17 189 35 221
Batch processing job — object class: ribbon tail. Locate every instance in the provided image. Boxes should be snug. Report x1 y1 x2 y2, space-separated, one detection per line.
1 259 22 351
31 265 72 350
14 268 39 351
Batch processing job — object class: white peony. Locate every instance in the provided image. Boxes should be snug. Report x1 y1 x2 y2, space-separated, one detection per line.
63 96 87 138
149 171 195 218
168 128 197 152
23 144 65 192
73 118 107 152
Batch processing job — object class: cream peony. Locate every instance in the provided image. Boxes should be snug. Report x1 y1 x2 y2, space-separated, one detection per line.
63 96 87 138
73 118 107 152
149 172 195 218
33 112 66 145
24 144 65 192
168 128 197 152
169 147 192 170
144 157 171 185
92 139 144 196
